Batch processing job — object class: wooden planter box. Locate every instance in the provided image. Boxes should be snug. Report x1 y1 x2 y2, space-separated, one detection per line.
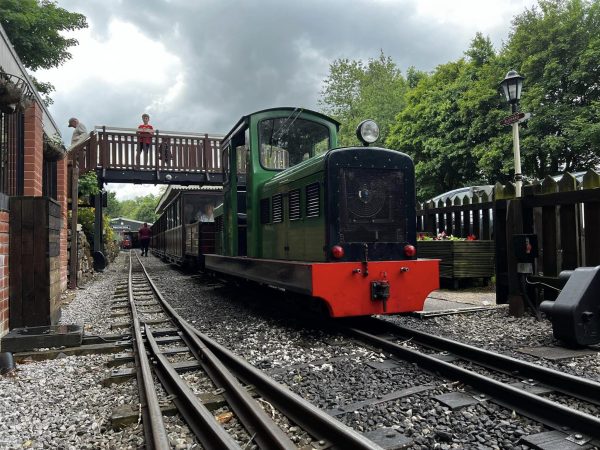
417 240 495 280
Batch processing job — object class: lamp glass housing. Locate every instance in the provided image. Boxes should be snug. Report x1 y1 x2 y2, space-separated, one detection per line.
500 70 524 104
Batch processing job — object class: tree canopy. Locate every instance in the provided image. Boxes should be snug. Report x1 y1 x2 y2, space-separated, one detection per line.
0 0 87 103
320 0 600 200
320 51 408 146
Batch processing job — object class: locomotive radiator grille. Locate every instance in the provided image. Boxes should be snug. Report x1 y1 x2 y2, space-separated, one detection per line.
338 168 405 242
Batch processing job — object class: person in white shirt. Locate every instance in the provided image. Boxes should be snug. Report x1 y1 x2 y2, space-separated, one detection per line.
200 204 214 222
68 117 88 148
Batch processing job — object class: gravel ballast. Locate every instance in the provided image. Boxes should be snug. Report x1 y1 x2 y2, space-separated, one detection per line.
1 252 598 449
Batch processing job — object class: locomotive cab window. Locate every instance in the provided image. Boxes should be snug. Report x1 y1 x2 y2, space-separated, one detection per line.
259 117 330 170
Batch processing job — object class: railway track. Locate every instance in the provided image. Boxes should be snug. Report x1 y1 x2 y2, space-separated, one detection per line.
342 317 600 446
121 251 381 449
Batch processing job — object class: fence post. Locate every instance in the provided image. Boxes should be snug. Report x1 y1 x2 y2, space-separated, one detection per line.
582 169 600 265
494 182 515 306
506 196 525 316
461 195 470 237
437 199 445 234
445 198 453 235
541 176 559 276
557 173 580 270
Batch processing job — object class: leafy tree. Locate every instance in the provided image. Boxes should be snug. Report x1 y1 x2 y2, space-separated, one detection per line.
78 172 99 198
320 51 408 145
0 0 87 104
135 195 159 223
504 0 600 178
105 191 122 219
387 34 506 199
116 194 159 223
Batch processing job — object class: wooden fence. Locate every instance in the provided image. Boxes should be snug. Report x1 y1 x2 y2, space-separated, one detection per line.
417 169 600 311
417 192 494 239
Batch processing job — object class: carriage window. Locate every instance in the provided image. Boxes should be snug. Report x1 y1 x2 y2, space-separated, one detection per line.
259 116 330 170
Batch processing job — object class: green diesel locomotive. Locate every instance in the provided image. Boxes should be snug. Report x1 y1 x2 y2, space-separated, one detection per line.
203 107 439 317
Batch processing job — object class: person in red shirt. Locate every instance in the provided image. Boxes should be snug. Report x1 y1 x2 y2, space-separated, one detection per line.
136 113 154 165
138 223 152 256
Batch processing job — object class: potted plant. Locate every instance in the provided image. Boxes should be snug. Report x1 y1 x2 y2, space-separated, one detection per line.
43 133 66 161
0 72 33 114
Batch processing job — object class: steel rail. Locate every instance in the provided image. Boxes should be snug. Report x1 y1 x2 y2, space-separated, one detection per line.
135 254 297 449
363 318 600 406
136 254 381 450
347 327 600 440
144 325 242 449
127 251 170 450
178 321 297 449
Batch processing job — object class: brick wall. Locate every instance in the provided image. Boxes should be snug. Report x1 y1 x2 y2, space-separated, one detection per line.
57 158 68 291
23 103 43 196
0 210 9 338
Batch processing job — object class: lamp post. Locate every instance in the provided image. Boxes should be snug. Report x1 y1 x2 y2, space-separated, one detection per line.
500 69 525 197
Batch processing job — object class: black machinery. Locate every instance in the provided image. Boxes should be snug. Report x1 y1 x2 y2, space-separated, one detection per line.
539 266 600 347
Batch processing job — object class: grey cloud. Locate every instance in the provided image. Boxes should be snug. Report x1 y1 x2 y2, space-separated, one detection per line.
54 0 520 135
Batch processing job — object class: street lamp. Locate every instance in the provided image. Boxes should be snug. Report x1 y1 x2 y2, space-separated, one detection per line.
500 69 525 197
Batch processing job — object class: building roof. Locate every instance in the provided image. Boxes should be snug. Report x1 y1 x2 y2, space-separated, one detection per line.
155 185 223 214
109 217 152 231
0 23 61 138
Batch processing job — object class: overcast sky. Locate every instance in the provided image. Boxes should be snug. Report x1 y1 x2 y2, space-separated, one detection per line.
37 0 536 200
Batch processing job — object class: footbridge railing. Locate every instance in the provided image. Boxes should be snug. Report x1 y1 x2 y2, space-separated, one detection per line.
69 126 224 183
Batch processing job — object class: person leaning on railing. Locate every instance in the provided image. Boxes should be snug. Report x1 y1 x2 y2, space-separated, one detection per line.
136 113 153 165
68 117 88 148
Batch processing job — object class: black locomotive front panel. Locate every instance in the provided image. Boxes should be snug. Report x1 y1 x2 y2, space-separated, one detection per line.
325 147 417 262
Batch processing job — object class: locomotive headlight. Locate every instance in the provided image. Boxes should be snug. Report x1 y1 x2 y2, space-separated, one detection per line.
356 120 380 146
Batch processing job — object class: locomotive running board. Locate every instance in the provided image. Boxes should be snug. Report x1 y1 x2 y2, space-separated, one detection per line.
204 255 313 295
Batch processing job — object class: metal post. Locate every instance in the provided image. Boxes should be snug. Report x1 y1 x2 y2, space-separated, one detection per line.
513 121 522 197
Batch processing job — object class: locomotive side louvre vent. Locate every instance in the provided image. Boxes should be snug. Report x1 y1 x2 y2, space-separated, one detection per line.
272 194 283 223
306 183 320 218
289 189 301 221
260 198 270 224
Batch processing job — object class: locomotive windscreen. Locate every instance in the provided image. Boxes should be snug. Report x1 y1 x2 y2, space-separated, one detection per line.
338 168 405 243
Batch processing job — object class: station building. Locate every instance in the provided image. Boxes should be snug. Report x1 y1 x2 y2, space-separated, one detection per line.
0 24 70 340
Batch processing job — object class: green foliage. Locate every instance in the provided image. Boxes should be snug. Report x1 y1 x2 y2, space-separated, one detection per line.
320 0 600 200
77 208 116 250
386 34 508 199
504 0 600 177
105 191 122 219
0 0 87 104
77 207 95 244
320 51 408 146
78 172 99 198
116 194 159 223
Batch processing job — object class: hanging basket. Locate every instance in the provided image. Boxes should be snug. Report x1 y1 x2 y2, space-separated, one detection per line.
0 71 34 114
43 136 66 162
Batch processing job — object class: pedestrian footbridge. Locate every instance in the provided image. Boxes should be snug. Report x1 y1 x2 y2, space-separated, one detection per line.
70 126 224 185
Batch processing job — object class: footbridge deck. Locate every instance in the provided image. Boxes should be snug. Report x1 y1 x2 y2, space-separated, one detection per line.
69 126 225 184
